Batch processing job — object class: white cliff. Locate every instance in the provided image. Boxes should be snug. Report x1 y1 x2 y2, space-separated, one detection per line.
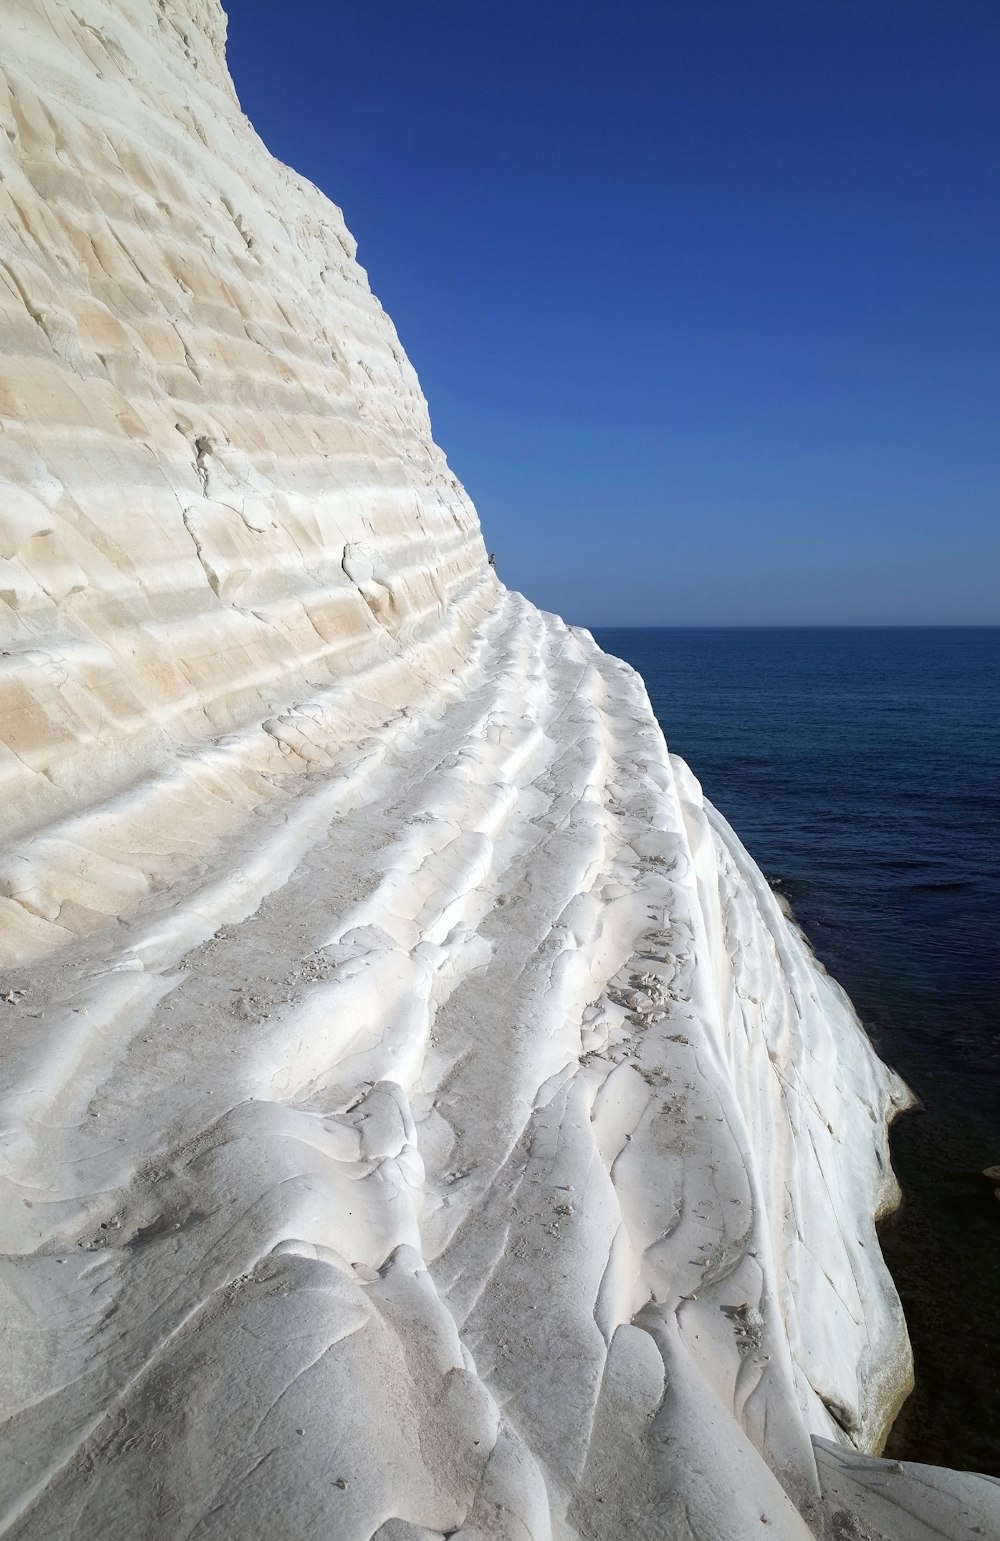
0 4 997 1539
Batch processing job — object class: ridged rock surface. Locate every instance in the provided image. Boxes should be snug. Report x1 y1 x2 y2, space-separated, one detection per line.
0 0 490 962
0 4 998 1539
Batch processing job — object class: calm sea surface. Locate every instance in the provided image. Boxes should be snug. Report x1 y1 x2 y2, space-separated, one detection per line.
592 626 1000 1476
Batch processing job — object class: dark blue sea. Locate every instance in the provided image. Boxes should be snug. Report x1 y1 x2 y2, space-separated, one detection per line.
593 626 1000 1476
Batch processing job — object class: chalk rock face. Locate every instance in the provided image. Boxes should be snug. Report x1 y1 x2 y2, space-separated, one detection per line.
1 5 998 1540
0 0 490 961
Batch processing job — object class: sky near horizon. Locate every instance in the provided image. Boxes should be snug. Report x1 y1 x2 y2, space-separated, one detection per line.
226 1 999 627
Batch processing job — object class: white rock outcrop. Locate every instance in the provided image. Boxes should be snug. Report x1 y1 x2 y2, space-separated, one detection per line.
0 4 997 1538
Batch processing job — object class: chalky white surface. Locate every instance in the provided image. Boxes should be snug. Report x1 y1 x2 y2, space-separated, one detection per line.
0 4 996 1537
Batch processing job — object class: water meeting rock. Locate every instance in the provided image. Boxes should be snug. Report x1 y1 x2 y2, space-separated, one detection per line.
0 4 997 1537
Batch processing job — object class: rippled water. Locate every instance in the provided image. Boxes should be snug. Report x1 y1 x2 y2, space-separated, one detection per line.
593 626 1000 1476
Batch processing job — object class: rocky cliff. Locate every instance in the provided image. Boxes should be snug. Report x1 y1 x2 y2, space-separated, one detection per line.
0 4 997 1538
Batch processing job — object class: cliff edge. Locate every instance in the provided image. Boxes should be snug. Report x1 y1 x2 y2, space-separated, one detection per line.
0 4 997 1538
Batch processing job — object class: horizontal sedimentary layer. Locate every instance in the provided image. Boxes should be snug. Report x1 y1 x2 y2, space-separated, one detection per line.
0 0 489 952
2 4 998 1538
2 595 996 1540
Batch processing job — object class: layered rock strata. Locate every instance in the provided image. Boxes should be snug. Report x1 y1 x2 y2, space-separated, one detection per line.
0 4 998 1538
0 0 490 962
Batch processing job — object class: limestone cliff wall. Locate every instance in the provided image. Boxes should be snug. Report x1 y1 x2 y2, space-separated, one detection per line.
0 0 493 961
1 5 998 1540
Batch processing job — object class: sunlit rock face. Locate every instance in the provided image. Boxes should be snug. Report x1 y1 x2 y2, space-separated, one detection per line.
1 5 998 1539
0 0 491 961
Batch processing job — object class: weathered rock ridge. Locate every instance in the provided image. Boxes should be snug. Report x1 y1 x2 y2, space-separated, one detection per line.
0 4 997 1538
0 0 490 961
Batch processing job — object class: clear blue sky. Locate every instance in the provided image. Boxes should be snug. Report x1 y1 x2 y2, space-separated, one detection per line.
226 2 999 626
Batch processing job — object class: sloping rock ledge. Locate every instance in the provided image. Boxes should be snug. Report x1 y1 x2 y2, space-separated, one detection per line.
0 3 997 1537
